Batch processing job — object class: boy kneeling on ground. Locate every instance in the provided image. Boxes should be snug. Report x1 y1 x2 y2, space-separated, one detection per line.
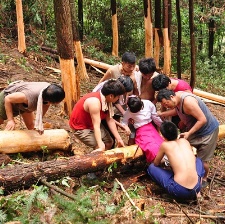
147 121 205 200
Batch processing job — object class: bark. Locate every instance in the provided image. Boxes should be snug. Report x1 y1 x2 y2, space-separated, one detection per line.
189 0 196 89
53 0 77 115
111 0 118 56
163 0 171 75
16 0 26 53
78 0 83 41
0 145 144 193
154 0 162 68
208 0 215 58
70 0 88 81
143 0 153 57
175 0 182 79
0 129 70 154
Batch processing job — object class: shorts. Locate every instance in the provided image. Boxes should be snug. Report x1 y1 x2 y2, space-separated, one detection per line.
73 123 113 148
188 128 219 161
0 91 7 120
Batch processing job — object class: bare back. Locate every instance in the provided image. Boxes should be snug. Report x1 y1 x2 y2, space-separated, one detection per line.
140 78 155 101
161 138 198 189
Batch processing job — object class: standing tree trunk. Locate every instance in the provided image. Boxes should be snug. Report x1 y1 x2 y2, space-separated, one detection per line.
78 0 83 42
143 0 153 57
70 0 88 85
111 0 118 57
53 0 77 116
176 0 182 78
208 0 215 58
189 0 196 89
163 0 171 75
15 0 26 53
154 0 162 68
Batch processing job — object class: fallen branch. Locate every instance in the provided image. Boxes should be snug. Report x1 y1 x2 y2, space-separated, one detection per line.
173 199 195 224
115 178 142 213
41 179 76 200
151 213 225 219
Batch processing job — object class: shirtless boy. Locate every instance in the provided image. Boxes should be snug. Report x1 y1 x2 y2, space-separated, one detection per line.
134 57 159 103
147 121 205 200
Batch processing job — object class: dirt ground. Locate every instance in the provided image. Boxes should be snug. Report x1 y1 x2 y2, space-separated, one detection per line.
0 40 225 223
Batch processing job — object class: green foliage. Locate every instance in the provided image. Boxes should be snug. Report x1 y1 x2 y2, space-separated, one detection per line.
107 162 118 173
195 51 225 95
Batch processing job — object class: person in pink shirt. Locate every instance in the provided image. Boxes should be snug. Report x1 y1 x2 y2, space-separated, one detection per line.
152 74 192 93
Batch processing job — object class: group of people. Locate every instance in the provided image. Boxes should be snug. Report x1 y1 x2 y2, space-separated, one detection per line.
0 52 219 201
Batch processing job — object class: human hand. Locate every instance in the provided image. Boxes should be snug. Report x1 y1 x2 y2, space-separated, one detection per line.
124 125 131 136
117 138 125 148
179 132 190 139
128 118 134 125
5 120 16 131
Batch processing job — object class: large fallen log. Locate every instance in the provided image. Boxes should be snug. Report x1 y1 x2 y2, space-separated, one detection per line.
218 124 225 139
0 145 144 193
193 89 225 105
0 129 70 154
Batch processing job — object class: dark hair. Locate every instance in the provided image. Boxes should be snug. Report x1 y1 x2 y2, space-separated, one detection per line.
117 76 134 92
138 58 156 75
121 52 136 64
157 89 175 102
152 74 171 91
101 79 125 96
42 84 65 103
127 96 143 113
160 121 178 141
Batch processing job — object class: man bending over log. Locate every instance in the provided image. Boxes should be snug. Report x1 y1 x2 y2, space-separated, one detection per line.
156 89 219 187
148 121 205 200
69 79 126 152
0 81 65 134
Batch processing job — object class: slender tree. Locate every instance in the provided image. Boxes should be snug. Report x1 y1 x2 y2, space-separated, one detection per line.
111 0 118 56
16 0 26 53
143 0 153 57
163 0 171 74
70 0 88 82
154 0 162 68
175 0 182 78
53 0 77 115
208 0 215 58
78 0 83 41
189 0 196 89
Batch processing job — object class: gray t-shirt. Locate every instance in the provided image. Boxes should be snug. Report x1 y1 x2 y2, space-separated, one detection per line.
3 81 50 117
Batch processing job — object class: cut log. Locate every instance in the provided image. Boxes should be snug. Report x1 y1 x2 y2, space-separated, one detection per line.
0 145 144 193
218 124 225 139
193 89 225 105
0 129 70 154
83 58 112 71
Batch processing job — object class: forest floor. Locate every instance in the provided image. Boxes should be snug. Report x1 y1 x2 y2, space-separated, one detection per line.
0 39 225 223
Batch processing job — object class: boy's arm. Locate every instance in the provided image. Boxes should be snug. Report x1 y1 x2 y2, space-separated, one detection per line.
114 103 126 115
98 68 112 83
157 108 177 118
106 115 125 147
153 144 166 166
114 119 131 136
180 97 207 139
87 98 105 151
